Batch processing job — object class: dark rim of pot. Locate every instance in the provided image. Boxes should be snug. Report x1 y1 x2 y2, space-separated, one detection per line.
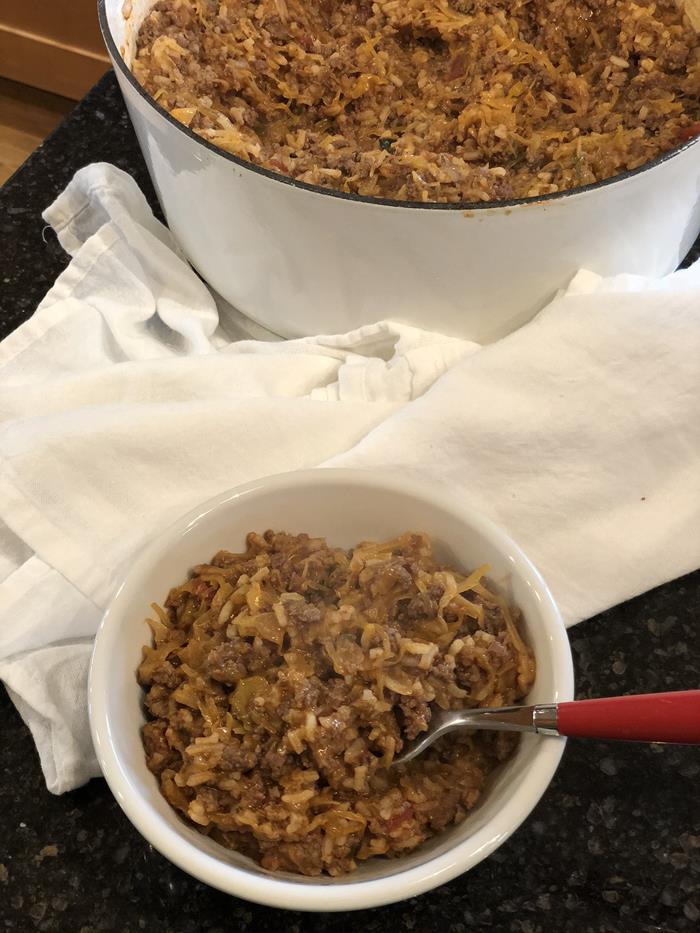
98 0 700 212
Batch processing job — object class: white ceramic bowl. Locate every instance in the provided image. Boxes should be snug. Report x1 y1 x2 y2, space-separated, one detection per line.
89 469 574 910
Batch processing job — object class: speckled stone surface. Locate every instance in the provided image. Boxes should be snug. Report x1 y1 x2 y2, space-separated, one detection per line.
1 71 699 933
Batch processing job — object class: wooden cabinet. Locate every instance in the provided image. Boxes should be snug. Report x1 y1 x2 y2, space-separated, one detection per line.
0 0 110 100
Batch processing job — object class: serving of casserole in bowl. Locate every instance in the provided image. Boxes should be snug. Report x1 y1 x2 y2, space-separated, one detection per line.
89 469 574 909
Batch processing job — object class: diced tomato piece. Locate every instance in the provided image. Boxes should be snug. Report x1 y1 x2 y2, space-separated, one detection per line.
384 802 414 832
677 123 700 143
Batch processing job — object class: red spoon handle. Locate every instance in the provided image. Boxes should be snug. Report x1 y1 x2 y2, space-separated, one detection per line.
556 690 700 743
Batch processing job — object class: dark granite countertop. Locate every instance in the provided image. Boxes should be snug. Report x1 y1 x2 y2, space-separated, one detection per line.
1 72 699 933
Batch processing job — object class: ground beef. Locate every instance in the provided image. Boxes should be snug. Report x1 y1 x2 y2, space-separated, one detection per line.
284 598 322 625
220 736 261 772
142 720 181 774
404 591 440 620
132 0 700 203
206 642 249 683
399 696 432 739
138 530 535 876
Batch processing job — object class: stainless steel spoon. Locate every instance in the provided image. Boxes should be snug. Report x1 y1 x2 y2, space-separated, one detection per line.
393 690 700 765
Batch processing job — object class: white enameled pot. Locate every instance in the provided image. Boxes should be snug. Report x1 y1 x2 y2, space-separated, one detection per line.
100 0 700 341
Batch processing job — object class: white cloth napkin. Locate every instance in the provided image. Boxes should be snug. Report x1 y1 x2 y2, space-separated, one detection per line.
1 163 699 795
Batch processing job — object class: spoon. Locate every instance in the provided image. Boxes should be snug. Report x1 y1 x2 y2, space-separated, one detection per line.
393 690 700 765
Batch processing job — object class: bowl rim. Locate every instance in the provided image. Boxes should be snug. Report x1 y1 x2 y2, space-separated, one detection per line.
88 468 574 911
97 0 700 214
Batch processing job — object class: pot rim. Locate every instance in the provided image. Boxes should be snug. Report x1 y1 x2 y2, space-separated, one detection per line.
98 0 700 213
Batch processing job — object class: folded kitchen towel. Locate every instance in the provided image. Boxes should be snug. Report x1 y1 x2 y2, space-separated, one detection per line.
1 162 699 794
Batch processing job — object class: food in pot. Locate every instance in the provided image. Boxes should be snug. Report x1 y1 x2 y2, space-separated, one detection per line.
131 0 700 203
138 530 535 876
